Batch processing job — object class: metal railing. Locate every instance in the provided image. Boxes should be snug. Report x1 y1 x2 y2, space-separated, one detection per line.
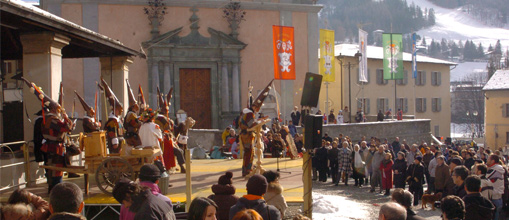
0 134 82 192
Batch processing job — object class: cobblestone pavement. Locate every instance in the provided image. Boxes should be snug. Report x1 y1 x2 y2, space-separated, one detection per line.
309 180 442 220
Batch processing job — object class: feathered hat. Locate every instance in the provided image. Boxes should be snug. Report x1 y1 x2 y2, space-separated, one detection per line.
167 87 173 107
138 84 148 111
58 82 64 110
126 79 137 109
157 87 168 115
250 79 274 111
21 77 61 113
100 77 123 113
74 90 94 116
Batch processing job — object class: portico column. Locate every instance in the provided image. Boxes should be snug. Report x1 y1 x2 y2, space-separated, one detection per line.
221 62 230 112
20 32 69 144
150 61 160 109
163 61 173 114
99 56 133 117
232 62 240 112
20 32 69 187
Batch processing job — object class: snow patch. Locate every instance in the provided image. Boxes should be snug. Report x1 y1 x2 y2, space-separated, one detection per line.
313 192 371 220
410 0 509 47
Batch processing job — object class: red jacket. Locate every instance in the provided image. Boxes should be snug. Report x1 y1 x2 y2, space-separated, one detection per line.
380 160 394 189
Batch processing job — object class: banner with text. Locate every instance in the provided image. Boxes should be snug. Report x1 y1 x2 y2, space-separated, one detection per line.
359 29 368 82
319 29 335 82
382 33 404 80
273 25 296 80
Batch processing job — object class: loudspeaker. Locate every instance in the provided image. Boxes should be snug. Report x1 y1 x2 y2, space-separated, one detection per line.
301 72 323 107
304 114 322 150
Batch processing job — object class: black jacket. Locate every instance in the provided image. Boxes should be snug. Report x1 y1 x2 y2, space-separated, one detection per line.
229 197 281 220
406 163 424 190
463 193 495 220
453 183 467 199
130 190 176 220
315 146 329 170
328 148 339 165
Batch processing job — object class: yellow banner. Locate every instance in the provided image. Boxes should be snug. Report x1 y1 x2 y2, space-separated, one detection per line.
319 29 335 82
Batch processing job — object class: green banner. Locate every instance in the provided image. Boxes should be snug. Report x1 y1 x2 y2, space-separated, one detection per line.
382 33 404 80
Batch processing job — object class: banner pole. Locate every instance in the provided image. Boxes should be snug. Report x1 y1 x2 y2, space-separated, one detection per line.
325 82 329 120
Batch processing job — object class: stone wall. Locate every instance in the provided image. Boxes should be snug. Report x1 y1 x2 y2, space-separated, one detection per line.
188 119 432 150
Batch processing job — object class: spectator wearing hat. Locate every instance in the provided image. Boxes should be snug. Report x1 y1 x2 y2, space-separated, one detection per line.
406 156 424 206
208 171 239 220
452 165 469 199
118 164 172 220
229 174 281 220
113 178 175 220
263 171 288 218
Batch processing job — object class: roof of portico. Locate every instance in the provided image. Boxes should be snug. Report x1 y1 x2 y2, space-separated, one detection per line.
1 0 144 60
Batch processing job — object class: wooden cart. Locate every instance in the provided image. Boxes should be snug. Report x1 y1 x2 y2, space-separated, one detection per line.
40 131 160 195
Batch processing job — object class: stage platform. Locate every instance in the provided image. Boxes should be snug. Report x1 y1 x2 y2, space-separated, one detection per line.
0 158 303 205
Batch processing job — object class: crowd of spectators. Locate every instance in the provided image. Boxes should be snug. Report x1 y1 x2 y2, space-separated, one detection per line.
313 131 509 220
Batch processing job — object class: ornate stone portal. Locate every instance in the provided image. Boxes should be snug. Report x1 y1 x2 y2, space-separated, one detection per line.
143 7 246 129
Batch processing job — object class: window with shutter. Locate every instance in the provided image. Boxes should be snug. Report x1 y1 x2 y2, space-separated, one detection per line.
504 104 509 117
357 98 362 110
431 72 436 86
438 98 442 112
377 98 382 112
385 98 389 111
437 72 442 86
423 98 427 112
366 99 370 114
403 70 408 85
404 98 408 113
416 98 422 112
377 69 383 85
421 71 426 86
506 132 509 144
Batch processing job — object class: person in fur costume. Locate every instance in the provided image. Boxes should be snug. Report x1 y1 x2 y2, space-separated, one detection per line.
262 170 288 218
208 172 239 220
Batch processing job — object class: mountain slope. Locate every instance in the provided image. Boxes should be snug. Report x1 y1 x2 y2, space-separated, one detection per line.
410 0 509 46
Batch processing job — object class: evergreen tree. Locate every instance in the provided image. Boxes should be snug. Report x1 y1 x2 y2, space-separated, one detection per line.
477 43 485 59
428 8 436 25
450 41 460 57
495 40 502 55
422 37 427 47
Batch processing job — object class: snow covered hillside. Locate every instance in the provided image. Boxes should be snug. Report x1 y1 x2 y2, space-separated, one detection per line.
410 0 509 47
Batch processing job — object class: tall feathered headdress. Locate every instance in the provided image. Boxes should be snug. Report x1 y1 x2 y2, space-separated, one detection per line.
100 77 123 113
138 84 148 111
157 87 168 115
21 77 61 113
74 90 94 116
250 79 274 112
126 79 137 109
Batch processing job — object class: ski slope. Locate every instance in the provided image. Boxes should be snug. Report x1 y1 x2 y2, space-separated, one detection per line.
410 0 509 47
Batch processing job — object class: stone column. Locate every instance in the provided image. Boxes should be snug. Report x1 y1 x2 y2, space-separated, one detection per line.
151 61 160 109
221 62 230 112
99 56 133 116
163 62 172 114
21 32 69 144
232 62 240 112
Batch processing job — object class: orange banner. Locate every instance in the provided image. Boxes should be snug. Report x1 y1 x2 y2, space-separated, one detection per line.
273 25 296 80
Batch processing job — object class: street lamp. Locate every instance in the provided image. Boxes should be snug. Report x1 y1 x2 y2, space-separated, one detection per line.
346 51 362 123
